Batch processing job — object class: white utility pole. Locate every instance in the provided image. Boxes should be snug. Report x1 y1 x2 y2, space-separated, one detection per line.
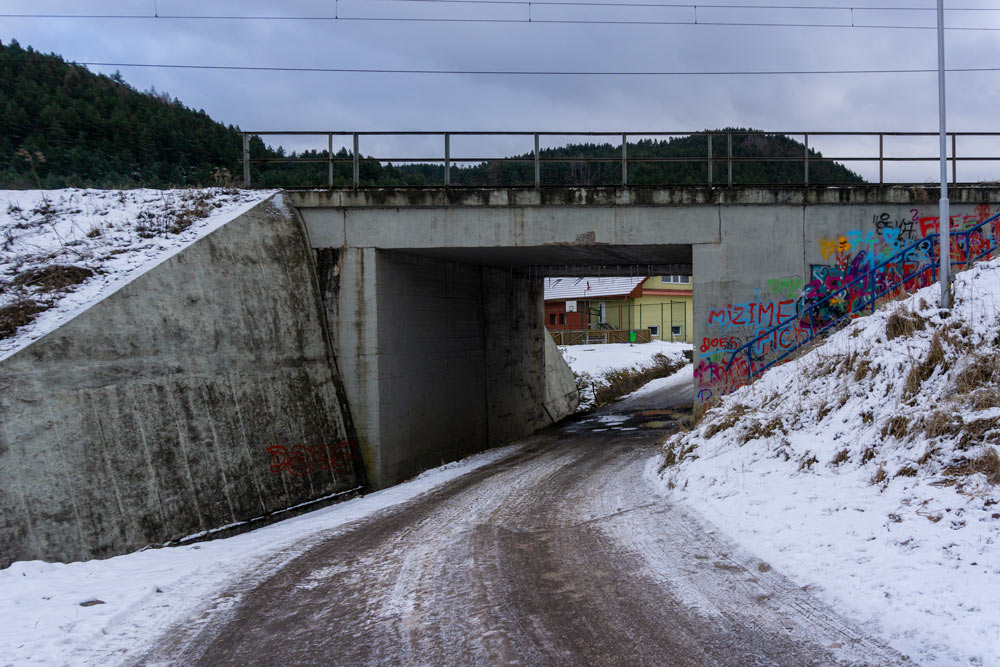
936 0 951 308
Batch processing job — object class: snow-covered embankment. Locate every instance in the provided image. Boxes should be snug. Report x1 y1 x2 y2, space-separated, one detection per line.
655 258 1000 665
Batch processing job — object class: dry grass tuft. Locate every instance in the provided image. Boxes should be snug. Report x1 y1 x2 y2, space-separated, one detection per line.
886 312 926 340
0 298 46 339
903 332 946 399
917 445 938 465
798 453 818 470
958 418 1000 450
861 447 877 463
831 448 850 465
661 445 678 469
880 415 909 440
969 389 1000 411
12 264 95 291
740 416 786 444
895 465 918 478
817 401 833 421
953 355 1000 395
920 410 962 439
944 448 1000 485
704 404 750 439
853 359 873 382
871 466 888 485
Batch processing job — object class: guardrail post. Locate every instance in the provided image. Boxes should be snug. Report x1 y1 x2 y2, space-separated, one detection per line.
328 133 334 187
621 133 628 187
727 133 733 187
879 134 884 185
444 133 451 187
803 133 809 185
242 133 250 187
534 133 541 188
352 133 359 189
707 133 713 186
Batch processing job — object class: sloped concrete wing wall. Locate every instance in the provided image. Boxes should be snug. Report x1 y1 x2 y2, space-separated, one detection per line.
543 334 580 420
0 194 364 566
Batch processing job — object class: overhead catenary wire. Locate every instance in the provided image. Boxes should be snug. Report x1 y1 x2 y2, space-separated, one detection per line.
3 58 998 76
2 4 1000 31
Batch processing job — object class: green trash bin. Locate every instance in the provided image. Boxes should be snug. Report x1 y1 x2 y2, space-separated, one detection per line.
628 330 636 343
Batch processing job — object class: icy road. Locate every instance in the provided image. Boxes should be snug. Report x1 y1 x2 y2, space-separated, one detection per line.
139 375 903 666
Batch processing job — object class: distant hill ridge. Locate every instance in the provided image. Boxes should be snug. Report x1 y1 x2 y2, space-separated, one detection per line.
0 39 864 188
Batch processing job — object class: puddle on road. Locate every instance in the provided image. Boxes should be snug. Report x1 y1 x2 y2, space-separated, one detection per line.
562 406 693 435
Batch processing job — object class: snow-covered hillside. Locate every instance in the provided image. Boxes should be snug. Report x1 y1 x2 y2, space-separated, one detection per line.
0 188 274 361
559 340 692 410
656 259 1000 665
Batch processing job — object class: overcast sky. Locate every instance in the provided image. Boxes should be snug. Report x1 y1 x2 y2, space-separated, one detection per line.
2 0 999 182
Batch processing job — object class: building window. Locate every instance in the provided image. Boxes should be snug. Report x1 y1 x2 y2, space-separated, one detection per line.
648 325 659 337
549 313 557 325
661 275 691 284
559 313 566 325
671 325 683 337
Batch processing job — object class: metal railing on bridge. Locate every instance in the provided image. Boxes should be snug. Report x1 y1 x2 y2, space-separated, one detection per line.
239 130 1000 189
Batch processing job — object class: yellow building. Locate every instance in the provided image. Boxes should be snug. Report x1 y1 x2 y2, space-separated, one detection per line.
543 275 693 343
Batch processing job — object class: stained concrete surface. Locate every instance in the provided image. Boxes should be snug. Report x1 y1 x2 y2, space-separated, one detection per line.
0 195 364 566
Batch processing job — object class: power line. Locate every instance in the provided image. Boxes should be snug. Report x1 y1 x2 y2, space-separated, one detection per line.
5 59 998 76
386 0 996 8
2 13 998 30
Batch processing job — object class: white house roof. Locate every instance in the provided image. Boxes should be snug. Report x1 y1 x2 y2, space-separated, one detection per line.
543 276 645 301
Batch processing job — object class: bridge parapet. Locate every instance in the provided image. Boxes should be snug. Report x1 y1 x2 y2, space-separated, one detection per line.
242 130 1000 189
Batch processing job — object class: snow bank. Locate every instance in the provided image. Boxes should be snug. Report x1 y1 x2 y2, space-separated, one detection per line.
0 444 522 666
0 188 274 362
655 258 1000 665
559 340 692 410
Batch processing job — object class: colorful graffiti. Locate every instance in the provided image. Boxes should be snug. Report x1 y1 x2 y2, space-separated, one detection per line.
267 441 357 477
696 204 999 406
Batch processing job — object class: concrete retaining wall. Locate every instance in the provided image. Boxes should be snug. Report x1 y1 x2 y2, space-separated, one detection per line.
0 195 365 566
694 200 1000 409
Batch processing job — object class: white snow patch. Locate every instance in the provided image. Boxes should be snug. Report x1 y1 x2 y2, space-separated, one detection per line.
655 258 1000 666
0 188 275 361
0 443 523 666
622 363 695 400
558 340 692 411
